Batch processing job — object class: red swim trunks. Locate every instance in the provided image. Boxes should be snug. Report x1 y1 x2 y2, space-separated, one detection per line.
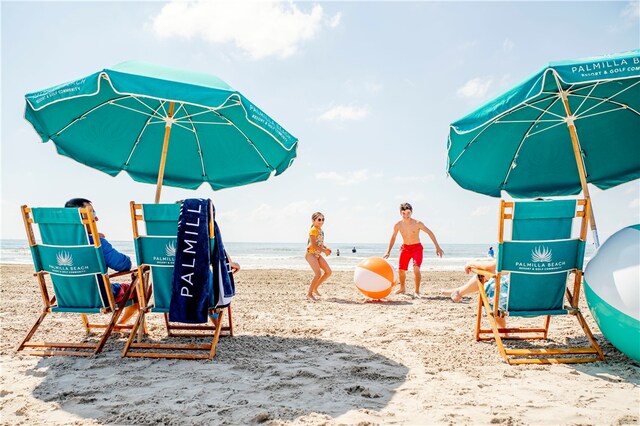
398 243 423 271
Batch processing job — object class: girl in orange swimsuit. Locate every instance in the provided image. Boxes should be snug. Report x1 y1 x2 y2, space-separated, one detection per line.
305 212 332 301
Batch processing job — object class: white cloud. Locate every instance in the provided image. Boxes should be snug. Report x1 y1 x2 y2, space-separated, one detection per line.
150 1 340 60
318 105 369 121
327 11 342 28
502 38 514 53
621 1 640 23
456 77 493 99
316 169 370 185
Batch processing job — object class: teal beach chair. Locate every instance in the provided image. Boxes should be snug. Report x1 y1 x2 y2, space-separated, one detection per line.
122 201 232 360
475 199 604 364
17 205 136 356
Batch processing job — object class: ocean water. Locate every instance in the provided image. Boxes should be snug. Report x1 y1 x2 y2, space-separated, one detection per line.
0 239 596 272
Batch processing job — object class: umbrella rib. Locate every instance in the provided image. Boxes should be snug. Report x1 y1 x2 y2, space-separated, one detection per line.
110 101 166 122
495 118 562 124
123 102 167 167
516 99 566 120
208 106 274 170
570 80 640 118
181 104 208 179
53 96 131 136
570 81 598 115
524 120 567 138
447 93 557 168
576 106 635 121
501 93 566 187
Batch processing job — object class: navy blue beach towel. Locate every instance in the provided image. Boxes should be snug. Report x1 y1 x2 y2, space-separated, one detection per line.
212 221 235 307
169 199 211 324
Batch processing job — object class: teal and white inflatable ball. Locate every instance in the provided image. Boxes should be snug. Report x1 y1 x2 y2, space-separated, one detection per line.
584 225 640 361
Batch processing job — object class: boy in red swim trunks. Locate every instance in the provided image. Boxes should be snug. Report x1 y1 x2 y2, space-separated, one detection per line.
383 203 444 296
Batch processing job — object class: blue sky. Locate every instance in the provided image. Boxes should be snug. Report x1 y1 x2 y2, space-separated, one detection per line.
1 1 639 246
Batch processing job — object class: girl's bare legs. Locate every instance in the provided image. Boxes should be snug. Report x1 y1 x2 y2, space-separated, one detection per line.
312 255 332 296
305 253 322 300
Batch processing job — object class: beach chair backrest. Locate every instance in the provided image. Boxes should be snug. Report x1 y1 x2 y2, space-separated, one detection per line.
25 207 110 312
132 203 216 312
497 200 586 315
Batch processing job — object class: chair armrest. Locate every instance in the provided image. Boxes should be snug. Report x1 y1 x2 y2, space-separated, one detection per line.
470 267 497 279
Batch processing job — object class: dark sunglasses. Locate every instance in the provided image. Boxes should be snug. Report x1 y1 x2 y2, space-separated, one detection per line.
316 218 325 221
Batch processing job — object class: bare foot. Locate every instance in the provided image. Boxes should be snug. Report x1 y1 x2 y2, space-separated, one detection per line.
414 292 422 299
313 290 321 297
441 288 462 302
306 294 317 302
395 288 406 295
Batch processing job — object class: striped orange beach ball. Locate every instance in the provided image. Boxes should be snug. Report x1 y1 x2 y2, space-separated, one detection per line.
354 257 397 299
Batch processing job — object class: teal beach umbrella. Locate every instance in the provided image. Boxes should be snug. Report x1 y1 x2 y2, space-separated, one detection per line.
447 50 640 246
25 61 298 203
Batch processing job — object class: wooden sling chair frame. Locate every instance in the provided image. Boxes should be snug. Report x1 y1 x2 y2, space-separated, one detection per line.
474 199 604 365
122 201 232 360
17 205 138 357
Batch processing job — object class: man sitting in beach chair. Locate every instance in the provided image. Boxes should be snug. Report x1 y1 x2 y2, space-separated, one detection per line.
123 199 236 360
17 202 138 357
467 199 603 365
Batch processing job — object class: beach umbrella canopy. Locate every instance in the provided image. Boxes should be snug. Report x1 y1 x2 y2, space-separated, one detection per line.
447 49 640 245
25 61 298 202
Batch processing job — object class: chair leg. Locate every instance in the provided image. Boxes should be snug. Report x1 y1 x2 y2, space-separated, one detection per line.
543 315 551 339
209 309 224 360
122 310 146 357
80 314 90 333
164 313 173 336
575 311 605 361
226 304 233 337
474 296 482 341
477 286 509 363
94 305 125 355
17 311 48 352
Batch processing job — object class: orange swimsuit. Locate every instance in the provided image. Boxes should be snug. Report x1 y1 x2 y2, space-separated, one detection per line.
307 226 324 257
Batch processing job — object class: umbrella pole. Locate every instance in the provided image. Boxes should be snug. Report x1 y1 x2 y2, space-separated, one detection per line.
559 90 600 247
154 102 176 204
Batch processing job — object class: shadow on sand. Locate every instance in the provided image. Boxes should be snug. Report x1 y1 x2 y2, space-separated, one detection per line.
28 334 409 424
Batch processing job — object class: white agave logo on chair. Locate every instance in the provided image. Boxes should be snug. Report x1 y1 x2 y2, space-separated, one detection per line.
165 240 177 257
49 250 89 274
56 251 74 266
515 245 566 272
153 240 177 265
531 246 552 263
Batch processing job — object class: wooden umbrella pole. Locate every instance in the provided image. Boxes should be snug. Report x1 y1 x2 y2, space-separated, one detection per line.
559 88 600 247
154 101 176 204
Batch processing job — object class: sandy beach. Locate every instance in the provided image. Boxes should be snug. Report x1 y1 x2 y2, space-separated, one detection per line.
1 264 638 425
